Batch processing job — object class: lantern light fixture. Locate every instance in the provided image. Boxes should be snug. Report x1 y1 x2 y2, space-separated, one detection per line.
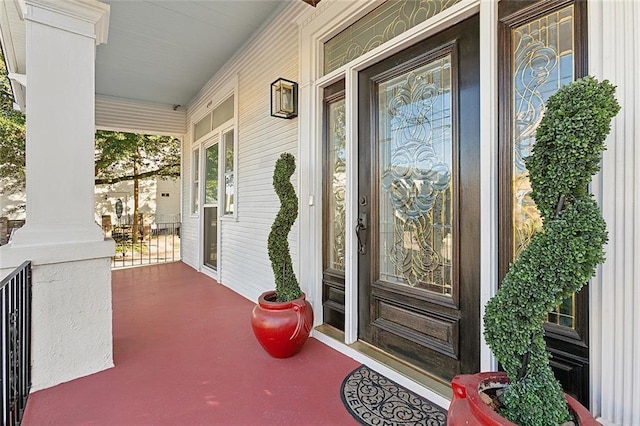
270 78 298 119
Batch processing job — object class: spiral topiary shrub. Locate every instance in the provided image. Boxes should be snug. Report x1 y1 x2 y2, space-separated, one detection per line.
483 76 620 425
268 152 302 302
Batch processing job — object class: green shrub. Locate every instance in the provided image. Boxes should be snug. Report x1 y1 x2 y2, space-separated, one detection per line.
268 152 302 302
483 76 620 425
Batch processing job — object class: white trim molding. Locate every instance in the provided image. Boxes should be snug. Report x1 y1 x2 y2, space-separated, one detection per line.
589 0 640 424
478 0 499 374
25 0 109 45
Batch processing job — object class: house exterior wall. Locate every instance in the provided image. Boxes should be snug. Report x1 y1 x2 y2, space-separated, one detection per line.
180 0 639 424
95 177 180 225
181 2 307 302
155 177 181 222
179 135 198 269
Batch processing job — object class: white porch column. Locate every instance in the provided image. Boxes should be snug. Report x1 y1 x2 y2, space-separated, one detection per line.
589 0 640 425
0 0 115 391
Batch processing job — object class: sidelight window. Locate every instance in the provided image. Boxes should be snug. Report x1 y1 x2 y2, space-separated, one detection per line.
502 2 580 329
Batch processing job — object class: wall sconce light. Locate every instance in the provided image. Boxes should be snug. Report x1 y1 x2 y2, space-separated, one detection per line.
270 78 298 119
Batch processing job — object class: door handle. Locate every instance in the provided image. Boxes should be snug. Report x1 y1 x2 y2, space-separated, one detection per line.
355 213 367 255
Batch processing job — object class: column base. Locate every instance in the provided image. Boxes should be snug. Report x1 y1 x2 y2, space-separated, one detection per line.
30 256 114 391
1 239 116 390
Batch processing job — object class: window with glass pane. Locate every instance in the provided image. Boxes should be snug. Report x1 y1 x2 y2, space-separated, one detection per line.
192 148 200 214
327 98 346 271
205 144 218 205
213 96 234 129
323 0 460 75
195 113 212 141
511 5 576 328
378 55 453 295
223 130 235 215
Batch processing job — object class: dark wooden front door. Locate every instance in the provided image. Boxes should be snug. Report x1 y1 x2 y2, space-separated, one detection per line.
357 15 480 381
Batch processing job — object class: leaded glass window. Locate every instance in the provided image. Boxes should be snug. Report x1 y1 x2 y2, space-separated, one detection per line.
378 54 453 295
323 0 460 75
511 5 576 328
327 99 346 271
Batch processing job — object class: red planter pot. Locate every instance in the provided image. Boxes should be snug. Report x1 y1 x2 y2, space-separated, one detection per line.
251 291 314 358
447 372 600 426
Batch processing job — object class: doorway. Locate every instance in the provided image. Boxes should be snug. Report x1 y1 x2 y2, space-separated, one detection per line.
357 15 480 382
203 139 219 271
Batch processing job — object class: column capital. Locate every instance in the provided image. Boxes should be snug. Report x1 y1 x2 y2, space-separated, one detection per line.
25 0 110 45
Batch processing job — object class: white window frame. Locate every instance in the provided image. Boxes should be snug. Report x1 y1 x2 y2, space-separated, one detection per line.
220 126 237 219
191 147 200 216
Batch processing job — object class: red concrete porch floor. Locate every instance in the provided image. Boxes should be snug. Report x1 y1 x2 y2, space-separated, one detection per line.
23 262 361 425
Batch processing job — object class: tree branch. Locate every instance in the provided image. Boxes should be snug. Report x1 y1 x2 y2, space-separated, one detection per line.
95 167 179 185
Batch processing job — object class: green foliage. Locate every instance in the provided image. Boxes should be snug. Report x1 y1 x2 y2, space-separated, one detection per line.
0 47 26 203
0 110 25 191
0 47 15 111
267 152 302 302
483 77 620 426
94 130 180 185
527 77 620 221
204 144 218 203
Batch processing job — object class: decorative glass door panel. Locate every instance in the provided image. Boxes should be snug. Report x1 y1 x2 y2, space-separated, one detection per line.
203 142 218 271
358 15 479 381
328 99 347 272
378 56 453 296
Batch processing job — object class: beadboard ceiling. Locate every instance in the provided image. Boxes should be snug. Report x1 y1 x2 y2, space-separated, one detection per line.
96 0 292 108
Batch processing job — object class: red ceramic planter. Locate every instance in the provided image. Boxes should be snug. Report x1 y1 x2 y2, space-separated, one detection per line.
251 291 313 358
447 372 601 426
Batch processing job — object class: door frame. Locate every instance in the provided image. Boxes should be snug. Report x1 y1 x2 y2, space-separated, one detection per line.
356 16 480 381
198 120 235 279
298 0 499 406
201 134 221 275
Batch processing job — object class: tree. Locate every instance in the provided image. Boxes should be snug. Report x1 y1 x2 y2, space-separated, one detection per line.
0 47 26 213
95 131 180 242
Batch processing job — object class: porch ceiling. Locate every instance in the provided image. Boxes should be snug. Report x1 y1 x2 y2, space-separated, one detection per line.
96 0 292 108
0 0 294 112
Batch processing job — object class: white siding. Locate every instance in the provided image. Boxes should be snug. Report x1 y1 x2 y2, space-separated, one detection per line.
180 125 199 270
181 2 308 300
589 1 640 424
96 95 186 136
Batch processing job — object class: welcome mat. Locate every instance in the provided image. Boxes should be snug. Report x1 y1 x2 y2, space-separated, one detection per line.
341 365 447 426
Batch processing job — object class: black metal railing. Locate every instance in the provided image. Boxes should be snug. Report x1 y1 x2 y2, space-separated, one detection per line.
111 222 181 269
1 261 32 426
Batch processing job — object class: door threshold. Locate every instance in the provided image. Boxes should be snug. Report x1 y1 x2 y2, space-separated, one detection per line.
313 324 453 404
